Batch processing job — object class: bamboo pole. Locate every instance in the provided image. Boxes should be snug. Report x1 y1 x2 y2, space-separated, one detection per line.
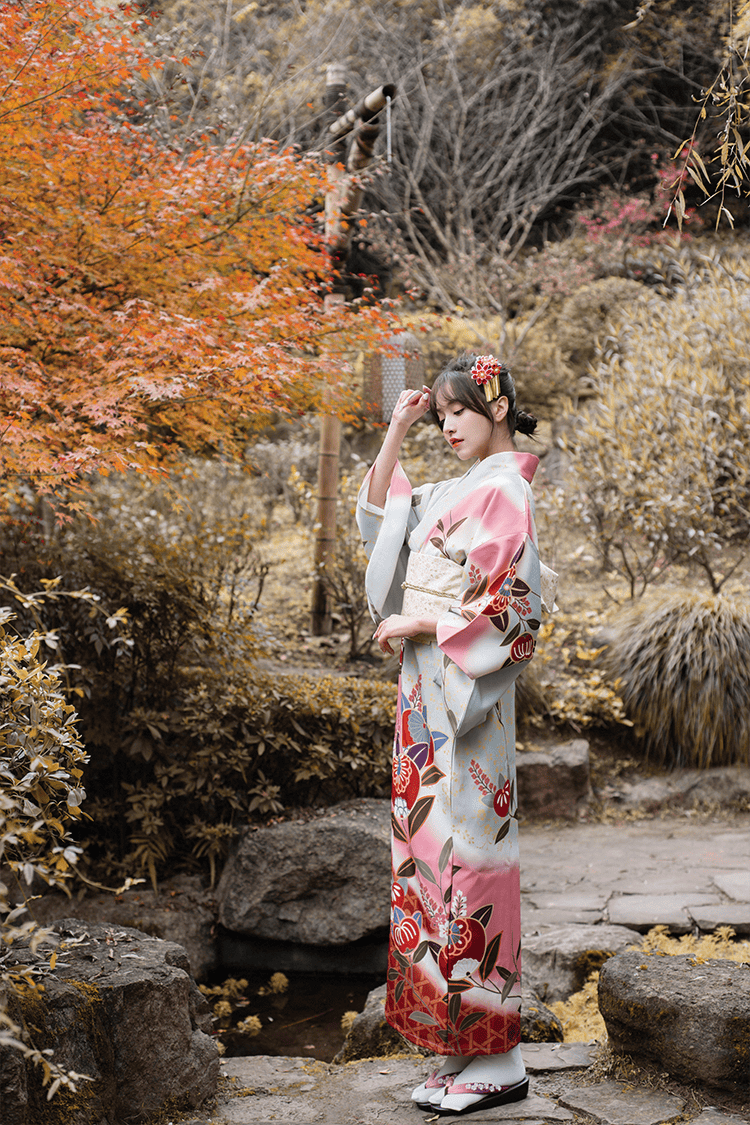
310 69 396 635
311 65 348 636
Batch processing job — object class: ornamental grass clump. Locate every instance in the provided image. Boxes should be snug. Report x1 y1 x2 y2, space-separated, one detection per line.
603 590 750 768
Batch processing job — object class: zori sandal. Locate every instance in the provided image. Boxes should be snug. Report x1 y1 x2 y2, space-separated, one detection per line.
434 1075 530 1115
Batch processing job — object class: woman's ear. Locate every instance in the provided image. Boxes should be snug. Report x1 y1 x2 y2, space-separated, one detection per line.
492 396 510 425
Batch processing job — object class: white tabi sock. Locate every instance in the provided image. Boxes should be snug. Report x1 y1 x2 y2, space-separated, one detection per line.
437 1046 527 1111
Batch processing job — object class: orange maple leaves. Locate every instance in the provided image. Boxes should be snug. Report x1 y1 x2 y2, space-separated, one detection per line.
0 1 385 503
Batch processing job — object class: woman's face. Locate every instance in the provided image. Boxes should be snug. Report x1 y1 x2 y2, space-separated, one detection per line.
435 388 509 461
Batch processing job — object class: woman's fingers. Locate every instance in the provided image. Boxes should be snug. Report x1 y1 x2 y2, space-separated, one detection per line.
400 388 429 406
373 629 393 654
373 619 395 654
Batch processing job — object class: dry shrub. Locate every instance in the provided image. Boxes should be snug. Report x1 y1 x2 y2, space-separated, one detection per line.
549 972 606 1044
555 276 645 381
566 258 750 595
604 590 750 768
639 923 750 962
531 612 632 733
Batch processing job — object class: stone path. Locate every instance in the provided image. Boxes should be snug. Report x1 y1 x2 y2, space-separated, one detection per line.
178 813 750 1125
180 1046 749 1125
519 815 750 935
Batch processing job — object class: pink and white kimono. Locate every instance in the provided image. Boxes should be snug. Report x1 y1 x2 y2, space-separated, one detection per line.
357 451 541 1056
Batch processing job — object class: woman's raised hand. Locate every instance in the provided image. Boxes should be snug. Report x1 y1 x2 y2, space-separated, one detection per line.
366 386 431 510
390 386 431 431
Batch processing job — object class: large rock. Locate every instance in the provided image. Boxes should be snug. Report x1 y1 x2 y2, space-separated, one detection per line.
517 739 591 819
333 983 419 1063
614 765 750 814
523 923 643 1002
0 919 219 1125
520 983 564 1043
599 949 750 1092
217 798 391 945
24 874 218 981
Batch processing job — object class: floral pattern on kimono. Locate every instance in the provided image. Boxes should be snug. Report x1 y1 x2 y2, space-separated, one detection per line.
357 452 541 1056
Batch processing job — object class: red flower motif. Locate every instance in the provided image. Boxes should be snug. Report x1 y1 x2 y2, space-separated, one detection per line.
470 355 503 386
438 916 486 979
480 568 515 631
391 882 405 911
394 915 421 952
510 634 535 662
493 779 512 818
392 753 420 810
481 563 532 634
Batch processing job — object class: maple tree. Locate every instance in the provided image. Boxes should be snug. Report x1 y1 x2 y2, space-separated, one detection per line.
0 0 384 508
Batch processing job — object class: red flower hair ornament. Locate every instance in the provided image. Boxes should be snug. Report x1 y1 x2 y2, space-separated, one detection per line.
470 355 505 402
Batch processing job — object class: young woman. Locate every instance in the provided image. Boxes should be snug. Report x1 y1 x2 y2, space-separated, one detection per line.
356 354 543 1116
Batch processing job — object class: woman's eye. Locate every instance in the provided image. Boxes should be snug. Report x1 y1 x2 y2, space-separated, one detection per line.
454 409 463 417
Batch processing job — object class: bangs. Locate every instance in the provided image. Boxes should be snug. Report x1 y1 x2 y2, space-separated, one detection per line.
429 368 494 426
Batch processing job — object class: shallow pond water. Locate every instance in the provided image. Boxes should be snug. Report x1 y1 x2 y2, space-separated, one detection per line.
216 969 382 1062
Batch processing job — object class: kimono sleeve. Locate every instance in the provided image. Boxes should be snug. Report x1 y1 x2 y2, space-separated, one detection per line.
436 484 542 736
356 462 441 623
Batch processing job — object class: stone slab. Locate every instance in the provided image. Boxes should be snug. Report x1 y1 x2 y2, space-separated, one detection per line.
713 870 750 902
522 924 642 1003
217 1057 575 1123
521 1043 596 1072
607 893 722 931
687 904 750 934
614 874 716 895
519 819 750 901
522 907 605 928
689 1111 750 1125
221 1054 330 1093
525 893 608 912
559 1079 685 1125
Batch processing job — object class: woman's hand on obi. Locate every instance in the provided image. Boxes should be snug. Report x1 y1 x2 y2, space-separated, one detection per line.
373 614 438 654
389 386 431 432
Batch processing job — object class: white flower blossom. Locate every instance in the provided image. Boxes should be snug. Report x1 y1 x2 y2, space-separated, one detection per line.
450 957 479 980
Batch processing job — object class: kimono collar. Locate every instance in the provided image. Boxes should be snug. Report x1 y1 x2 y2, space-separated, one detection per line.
466 450 539 484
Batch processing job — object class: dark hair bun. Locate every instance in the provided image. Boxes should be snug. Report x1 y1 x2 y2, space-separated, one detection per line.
515 410 538 436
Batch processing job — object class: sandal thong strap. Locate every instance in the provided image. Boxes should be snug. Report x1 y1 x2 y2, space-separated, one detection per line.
445 1079 524 1096
425 1069 463 1090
